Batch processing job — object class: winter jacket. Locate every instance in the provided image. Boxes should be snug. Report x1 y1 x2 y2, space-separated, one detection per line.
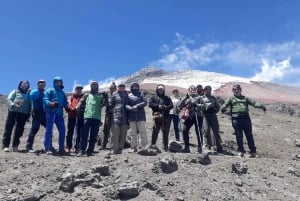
30 89 45 111
82 93 102 120
222 95 264 114
170 95 181 115
126 91 147 122
202 95 220 116
68 94 83 119
110 91 128 124
7 80 31 115
43 77 68 116
179 94 205 118
149 86 173 117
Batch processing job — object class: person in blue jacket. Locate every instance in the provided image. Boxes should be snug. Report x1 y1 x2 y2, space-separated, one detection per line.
43 77 69 155
26 79 47 153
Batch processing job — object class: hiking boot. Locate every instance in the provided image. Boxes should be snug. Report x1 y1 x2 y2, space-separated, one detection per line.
3 147 9 152
58 150 69 156
249 152 256 158
64 148 70 154
238 152 244 157
183 147 190 153
28 149 35 153
77 151 85 157
87 152 94 157
46 151 53 155
198 147 203 154
12 146 18 152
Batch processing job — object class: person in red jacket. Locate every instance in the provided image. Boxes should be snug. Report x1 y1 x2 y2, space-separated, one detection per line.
65 85 83 153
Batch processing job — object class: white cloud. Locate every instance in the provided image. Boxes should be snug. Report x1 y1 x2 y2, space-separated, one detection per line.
151 33 300 86
251 58 291 82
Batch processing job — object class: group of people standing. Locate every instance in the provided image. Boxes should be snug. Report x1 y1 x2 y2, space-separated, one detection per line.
2 77 266 158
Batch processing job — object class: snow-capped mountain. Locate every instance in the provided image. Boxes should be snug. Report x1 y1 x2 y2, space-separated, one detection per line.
83 66 300 104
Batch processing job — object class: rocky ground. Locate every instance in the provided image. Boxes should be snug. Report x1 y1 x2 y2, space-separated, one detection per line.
0 95 299 201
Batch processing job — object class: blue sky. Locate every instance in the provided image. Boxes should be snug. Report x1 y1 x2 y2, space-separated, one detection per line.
1 0 300 94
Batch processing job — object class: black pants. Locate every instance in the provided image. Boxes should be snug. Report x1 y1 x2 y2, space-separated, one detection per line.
26 110 46 150
66 117 83 150
101 113 111 148
203 114 223 152
3 111 29 148
151 116 171 150
232 115 256 153
182 115 203 149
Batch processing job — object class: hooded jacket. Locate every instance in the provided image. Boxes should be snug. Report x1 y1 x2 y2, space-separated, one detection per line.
43 77 68 116
7 80 31 114
149 84 173 117
126 84 147 121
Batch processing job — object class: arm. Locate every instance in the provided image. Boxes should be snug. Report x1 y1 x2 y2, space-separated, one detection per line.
7 90 16 108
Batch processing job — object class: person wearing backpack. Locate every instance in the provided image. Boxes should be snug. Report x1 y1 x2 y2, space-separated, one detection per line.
43 77 69 155
110 83 129 154
202 85 223 154
149 84 173 151
221 84 266 157
2 80 31 152
169 88 182 141
26 79 47 153
65 85 84 153
179 85 205 153
126 82 148 152
76 81 102 157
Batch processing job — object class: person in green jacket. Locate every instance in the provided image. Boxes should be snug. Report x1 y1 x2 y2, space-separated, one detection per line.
221 84 266 157
76 81 102 156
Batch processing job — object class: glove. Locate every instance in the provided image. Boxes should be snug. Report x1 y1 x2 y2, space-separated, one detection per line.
261 105 266 112
221 107 227 113
132 105 138 112
49 102 59 108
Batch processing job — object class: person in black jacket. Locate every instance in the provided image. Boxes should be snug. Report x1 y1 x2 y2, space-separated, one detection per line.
149 84 173 151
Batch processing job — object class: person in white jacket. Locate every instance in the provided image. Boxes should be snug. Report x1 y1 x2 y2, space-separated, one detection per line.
169 88 182 141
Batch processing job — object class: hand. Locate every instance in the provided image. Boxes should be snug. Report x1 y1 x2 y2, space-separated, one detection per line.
132 105 138 112
50 102 59 108
13 102 21 109
221 107 227 113
159 105 166 110
261 105 266 112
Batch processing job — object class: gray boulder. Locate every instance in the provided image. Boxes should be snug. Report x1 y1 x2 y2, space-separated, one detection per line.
232 162 248 174
118 181 139 199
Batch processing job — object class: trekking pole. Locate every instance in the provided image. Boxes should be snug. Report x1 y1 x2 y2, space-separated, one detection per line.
195 112 203 151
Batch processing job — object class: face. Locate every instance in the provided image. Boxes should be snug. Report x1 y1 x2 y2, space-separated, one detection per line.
118 85 125 92
204 87 211 95
110 87 116 93
55 80 62 87
197 86 203 95
173 90 178 95
38 82 46 90
232 87 241 95
75 88 82 95
157 88 164 94
20 81 29 90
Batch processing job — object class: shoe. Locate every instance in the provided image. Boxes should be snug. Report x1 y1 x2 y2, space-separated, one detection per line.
12 146 18 152
87 152 93 157
238 152 244 157
46 151 53 155
64 148 70 154
77 151 85 157
58 150 69 156
28 149 35 153
3 147 9 152
183 147 191 153
249 152 256 158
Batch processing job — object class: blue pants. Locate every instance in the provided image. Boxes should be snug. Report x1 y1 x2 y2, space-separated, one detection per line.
170 114 180 141
80 118 100 154
26 110 46 150
44 112 65 152
232 115 256 153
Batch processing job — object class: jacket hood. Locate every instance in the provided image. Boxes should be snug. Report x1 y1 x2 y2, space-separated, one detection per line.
53 76 64 90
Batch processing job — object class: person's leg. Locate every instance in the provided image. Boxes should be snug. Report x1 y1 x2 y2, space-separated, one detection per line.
75 118 84 151
243 116 256 154
162 117 171 151
111 124 121 154
173 115 180 141
182 119 193 152
102 114 111 149
87 119 100 155
66 118 76 150
232 117 245 154
44 112 55 152
137 121 148 148
203 116 212 149
2 112 17 149
55 114 66 152
130 121 138 149
12 112 28 148
118 124 128 153
210 114 223 152
151 119 161 145
80 119 90 153
194 115 203 151
26 112 41 150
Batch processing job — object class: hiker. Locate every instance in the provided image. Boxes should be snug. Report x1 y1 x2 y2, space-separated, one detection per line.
149 84 173 151
43 77 69 155
76 81 102 156
100 82 117 150
65 85 84 153
126 82 148 152
196 84 204 96
169 88 182 141
202 85 223 153
2 80 31 152
179 85 205 153
26 79 46 153
221 84 266 157
110 83 129 154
